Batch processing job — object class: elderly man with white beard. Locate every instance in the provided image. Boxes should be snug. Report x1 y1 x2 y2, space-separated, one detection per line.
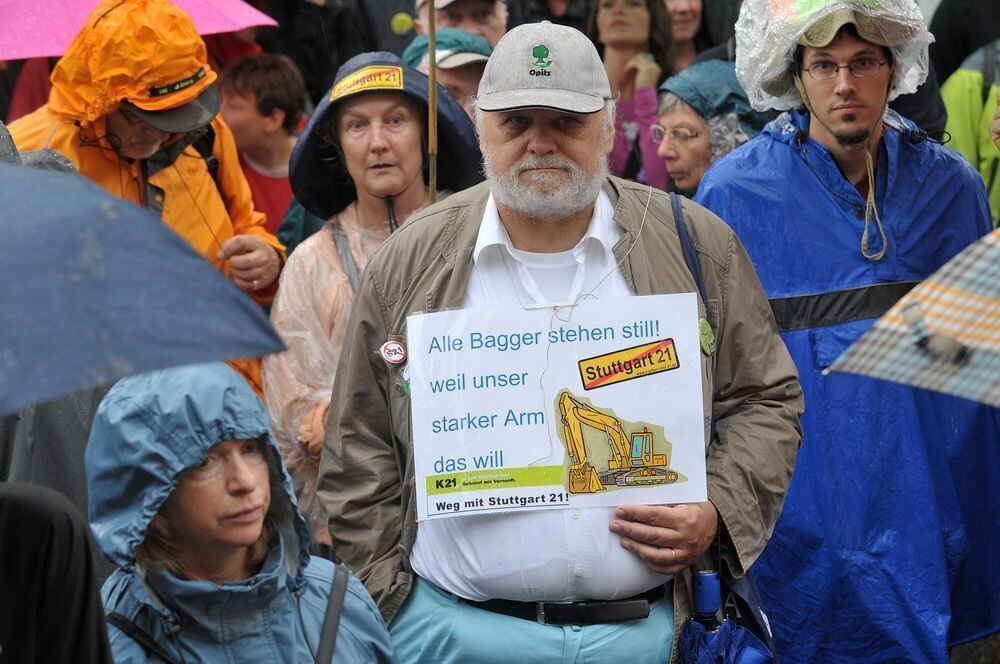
318 21 803 664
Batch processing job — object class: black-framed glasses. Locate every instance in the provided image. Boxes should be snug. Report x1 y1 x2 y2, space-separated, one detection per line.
650 124 699 145
804 59 887 80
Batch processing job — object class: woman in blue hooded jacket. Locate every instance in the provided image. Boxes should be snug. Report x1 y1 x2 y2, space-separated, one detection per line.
85 362 397 663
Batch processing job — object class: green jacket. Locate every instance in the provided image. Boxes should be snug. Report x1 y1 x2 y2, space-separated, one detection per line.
317 177 803 659
941 40 1000 226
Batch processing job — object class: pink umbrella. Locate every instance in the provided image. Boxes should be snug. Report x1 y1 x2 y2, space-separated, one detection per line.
0 0 277 60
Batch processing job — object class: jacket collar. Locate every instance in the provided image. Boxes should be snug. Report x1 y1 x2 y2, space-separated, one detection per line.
144 540 291 627
423 177 651 312
764 109 898 209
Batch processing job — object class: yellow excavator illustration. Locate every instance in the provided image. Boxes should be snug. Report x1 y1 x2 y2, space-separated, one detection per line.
557 390 679 494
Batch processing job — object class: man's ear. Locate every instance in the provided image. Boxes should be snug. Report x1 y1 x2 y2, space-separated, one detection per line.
602 129 614 155
601 108 616 155
414 14 426 36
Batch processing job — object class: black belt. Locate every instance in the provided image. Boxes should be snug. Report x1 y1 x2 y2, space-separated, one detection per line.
463 585 665 625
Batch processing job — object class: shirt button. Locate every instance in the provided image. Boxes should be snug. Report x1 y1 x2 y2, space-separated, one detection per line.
574 566 584 577
571 510 580 519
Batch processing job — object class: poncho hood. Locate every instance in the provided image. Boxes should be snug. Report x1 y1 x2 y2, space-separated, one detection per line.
86 363 310 577
659 60 773 141
47 0 217 124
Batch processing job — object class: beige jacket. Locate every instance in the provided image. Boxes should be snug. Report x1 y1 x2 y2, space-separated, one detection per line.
318 177 803 657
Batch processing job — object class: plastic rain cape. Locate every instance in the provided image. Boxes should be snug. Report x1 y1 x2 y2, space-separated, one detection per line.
734 0 933 111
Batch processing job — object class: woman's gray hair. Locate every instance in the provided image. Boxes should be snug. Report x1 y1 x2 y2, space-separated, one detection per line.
656 90 696 118
707 112 750 161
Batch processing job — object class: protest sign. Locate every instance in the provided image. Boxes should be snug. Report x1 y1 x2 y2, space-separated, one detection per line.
406 293 708 520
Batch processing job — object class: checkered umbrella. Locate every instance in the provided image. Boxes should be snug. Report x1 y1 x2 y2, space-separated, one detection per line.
829 228 1000 406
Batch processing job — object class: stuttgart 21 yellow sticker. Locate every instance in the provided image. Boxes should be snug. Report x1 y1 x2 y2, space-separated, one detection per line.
331 66 404 101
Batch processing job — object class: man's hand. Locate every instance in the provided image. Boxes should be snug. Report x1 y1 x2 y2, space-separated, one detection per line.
990 90 1000 151
218 235 281 292
297 399 331 457
610 502 718 574
624 52 663 91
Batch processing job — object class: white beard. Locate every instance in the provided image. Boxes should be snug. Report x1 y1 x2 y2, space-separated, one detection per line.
482 149 608 221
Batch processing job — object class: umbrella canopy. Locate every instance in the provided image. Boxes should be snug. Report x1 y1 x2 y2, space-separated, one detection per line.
679 569 775 664
0 161 285 417
829 228 1000 406
680 619 774 664
0 0 276 60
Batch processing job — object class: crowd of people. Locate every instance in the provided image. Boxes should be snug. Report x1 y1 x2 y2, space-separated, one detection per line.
1 0 999 662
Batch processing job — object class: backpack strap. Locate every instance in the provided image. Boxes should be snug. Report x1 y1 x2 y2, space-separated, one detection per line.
105 611 181 664
315 563 349 663
982 41 997 106
329 223 363 293
190 124 221 192
669 192 714 328
142 125 223 219
670 192 774 658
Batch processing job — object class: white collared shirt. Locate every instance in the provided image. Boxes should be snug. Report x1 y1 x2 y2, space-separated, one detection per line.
409 191 671 602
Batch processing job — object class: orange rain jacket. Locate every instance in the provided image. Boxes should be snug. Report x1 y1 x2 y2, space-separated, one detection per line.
10 0 284 392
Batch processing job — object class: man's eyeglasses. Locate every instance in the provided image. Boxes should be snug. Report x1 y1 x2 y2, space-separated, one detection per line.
650 125 699 145
117 104 145 126
803 59 887 80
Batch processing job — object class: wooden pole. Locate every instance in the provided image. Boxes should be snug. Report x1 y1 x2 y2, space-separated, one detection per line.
427 0 438 204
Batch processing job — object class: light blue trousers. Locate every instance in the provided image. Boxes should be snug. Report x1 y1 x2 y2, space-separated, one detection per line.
389 577 674 664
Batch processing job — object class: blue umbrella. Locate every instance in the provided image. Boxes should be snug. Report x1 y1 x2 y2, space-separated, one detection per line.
681 620 774 664
0 161 285 416
680 570 776 664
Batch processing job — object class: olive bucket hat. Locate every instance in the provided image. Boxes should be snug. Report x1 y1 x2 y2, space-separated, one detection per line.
290 51 483 220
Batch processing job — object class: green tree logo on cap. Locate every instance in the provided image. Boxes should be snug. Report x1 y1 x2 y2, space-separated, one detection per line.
532 45 552 68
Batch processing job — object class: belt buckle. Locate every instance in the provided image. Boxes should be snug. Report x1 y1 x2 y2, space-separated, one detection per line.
536 600 575 625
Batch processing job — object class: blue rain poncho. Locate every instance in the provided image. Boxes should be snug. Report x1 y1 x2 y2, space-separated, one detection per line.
696 109 1000 662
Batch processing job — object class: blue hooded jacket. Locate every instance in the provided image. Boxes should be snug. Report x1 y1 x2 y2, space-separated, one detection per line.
696 110 1000 662
86 363 397 663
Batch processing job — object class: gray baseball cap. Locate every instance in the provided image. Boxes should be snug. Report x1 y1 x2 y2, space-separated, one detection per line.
476 21 613 114
415 0 461 10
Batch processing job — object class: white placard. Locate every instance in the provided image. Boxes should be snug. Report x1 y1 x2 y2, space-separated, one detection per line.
406 294 708 520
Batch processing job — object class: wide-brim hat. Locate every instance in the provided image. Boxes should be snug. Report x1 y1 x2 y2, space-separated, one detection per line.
760 6 923 99
290 51 483 220
799 7 919 49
